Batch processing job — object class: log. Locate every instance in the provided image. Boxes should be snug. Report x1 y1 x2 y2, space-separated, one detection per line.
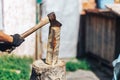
30 59 66 80
45 15 62 65
46 26 61 65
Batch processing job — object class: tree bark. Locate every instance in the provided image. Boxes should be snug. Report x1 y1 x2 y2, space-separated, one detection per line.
30 59 66 80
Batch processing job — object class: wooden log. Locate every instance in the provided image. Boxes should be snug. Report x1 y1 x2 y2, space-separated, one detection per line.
30 59 66 80
46 26 61 65
45 14 62 65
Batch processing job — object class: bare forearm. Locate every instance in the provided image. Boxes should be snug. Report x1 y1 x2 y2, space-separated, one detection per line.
0 31 13 42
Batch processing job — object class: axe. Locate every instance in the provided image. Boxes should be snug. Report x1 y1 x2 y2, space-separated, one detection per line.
7 12 57 53
46 13 62 65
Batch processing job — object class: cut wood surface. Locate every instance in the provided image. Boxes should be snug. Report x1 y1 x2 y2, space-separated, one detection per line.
30 59 66 80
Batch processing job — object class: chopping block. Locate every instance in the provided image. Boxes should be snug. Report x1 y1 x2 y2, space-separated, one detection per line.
30 59 66 80
30 12 66 80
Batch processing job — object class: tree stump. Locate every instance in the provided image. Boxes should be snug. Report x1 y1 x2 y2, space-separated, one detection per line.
30 59 66 80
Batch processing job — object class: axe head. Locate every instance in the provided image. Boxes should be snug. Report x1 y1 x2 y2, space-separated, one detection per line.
47 12 62 27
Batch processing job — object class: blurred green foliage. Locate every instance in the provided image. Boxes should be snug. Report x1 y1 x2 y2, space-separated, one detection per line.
0 54 33 80
66 59 91 71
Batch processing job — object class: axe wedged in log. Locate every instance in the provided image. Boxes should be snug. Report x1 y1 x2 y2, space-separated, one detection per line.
46 13 62 65
7 12 56 53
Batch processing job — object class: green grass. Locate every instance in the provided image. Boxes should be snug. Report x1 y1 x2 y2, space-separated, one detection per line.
0 54 33 80
66 58 91 72
0 55 90 79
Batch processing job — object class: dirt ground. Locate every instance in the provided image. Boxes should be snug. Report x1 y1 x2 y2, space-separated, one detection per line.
64 58 113 80
66 65 112 80
87 56 113 80
66 70 99 80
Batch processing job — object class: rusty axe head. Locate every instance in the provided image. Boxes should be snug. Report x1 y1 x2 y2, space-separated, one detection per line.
47 12 62 27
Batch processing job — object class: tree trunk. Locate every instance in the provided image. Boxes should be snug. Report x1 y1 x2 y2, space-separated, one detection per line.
30 59 66 80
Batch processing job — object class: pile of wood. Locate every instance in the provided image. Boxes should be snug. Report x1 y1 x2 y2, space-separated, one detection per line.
115 0 120 3
81 0 96 14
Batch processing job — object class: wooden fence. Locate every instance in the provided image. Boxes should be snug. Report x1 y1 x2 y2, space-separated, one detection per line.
84 9 120 65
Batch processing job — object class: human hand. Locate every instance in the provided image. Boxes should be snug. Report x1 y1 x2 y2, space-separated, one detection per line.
11 34 24 47
0 34 24 52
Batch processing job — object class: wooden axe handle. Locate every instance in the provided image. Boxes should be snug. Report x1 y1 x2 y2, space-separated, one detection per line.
20 17 49 38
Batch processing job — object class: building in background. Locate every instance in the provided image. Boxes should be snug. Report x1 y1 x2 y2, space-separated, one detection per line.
41 0 80 58
0 0 80 59
0 0 3 30
0 0 36 57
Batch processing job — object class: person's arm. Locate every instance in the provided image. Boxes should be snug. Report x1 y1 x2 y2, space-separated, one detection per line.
0 31 24 52
0 31 13 42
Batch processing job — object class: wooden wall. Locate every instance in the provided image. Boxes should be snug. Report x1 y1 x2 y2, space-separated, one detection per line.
85 11 120 64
